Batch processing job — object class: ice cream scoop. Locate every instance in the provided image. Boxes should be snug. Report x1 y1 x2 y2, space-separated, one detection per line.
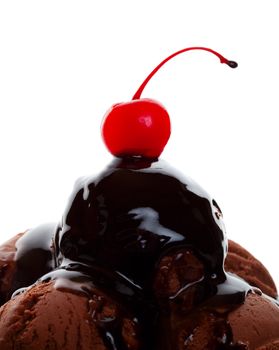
225 240 277 299
0 232 23 305
169 292 279 349
0 281 140 350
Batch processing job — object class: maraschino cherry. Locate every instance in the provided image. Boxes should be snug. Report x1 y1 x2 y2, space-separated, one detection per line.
102 47 237 159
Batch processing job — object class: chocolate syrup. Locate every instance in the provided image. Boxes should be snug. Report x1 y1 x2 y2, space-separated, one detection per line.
54 157 252 348
57 157 227 285
6 157 268 348
9 223 56 297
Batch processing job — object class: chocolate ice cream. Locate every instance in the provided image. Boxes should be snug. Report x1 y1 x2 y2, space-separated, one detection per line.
0 47 278 349
0 157 278 349
0 280 140 350
226 240 277 299
0 232 23 305
168 292 279 349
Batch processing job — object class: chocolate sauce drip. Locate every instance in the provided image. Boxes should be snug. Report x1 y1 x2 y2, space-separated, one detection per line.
53 157 252 348
57 158 227 290
8 157 260 348
11 223 57 297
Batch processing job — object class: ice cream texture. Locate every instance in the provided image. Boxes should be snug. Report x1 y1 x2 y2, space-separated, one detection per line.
0 47 278 349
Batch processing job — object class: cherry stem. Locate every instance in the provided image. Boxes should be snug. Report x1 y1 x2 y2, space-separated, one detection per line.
132 47 238 100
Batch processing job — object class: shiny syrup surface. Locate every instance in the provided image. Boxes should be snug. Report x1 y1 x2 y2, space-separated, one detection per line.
57 157 227 286
11 158 256 349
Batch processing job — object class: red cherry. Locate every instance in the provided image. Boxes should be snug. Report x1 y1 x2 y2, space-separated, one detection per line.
102 99 170 158
102 47 237 159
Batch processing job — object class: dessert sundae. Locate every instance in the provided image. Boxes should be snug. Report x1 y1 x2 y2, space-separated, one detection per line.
0 47 278 349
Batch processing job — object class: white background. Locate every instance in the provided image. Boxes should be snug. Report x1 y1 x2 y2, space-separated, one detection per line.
0 1 278 288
